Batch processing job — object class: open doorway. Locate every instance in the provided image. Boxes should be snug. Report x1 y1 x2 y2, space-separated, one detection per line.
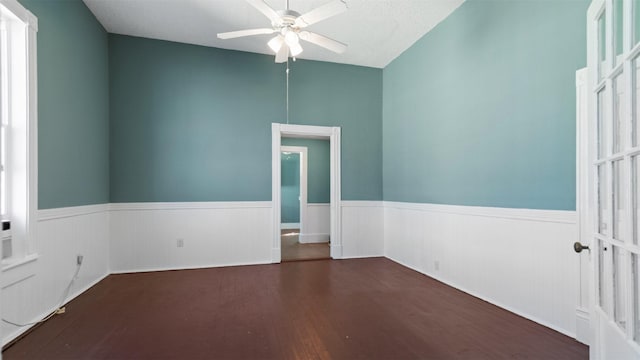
280 140 330 261
271 124 341 263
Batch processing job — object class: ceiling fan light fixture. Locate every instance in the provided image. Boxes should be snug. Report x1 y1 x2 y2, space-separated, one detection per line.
268 35 284 53
284 30 300 46
218 0 349 63
289 41 303 56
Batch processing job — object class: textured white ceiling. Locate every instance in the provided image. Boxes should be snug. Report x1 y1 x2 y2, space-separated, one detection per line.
82 0 464 68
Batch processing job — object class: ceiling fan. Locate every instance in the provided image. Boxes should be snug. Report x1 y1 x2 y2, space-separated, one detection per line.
217 0 348 63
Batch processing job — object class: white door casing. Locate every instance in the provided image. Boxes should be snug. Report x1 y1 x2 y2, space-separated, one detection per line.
280 146 308 233
586 0 640 358
271 123 341 262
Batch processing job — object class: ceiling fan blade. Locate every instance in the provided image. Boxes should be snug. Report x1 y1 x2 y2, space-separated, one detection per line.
299 31 347 53
294 0 347 28
217 28 275 40
247 0 282 25
275 44 289 63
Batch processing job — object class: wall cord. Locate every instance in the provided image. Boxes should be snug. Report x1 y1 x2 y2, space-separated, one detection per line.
2 261 82 327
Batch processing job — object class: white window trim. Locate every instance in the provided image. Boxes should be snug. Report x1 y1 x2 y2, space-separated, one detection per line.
0 0 37 267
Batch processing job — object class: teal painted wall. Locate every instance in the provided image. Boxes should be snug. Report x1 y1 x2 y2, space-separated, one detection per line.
18 0 586 210
281 153 300 223
19 0 110 209
109 35 382 202
288 60 382 201
281 138 330 203
382 0 588 210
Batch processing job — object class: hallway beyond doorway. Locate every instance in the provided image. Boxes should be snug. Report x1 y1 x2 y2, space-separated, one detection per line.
281 229 329 262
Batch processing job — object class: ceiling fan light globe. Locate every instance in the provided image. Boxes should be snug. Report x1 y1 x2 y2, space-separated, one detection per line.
289 42 303 57
284 31 300 46
268 35 284 53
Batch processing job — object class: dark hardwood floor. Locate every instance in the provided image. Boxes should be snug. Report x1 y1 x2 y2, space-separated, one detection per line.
4 258 588 359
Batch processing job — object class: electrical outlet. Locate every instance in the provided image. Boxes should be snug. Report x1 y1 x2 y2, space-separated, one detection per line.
177 239 184 248
76 254 83 265
434 260 440 271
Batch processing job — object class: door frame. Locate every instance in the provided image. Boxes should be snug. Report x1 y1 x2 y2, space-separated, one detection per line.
271 123 341 263
280 145 308 233
576 67 592 346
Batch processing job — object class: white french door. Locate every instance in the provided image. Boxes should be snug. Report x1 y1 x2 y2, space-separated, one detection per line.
587 0 640 358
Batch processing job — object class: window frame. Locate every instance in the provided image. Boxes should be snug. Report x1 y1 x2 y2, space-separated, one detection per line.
0 0 37 266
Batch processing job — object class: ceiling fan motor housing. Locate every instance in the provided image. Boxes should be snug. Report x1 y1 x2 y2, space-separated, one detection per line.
275 10 301 27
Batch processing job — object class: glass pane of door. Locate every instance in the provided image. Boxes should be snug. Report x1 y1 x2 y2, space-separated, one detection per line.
599 164 609 235
634 58 640 147
599 89 609 158
634 156 639 246
599 12 607 81
635 0 640 46
599 239 607 309
612 160 626 241
604 243 614 317
615 0 623 65
613 246 626 329
633 253 639 343
613 75 625 153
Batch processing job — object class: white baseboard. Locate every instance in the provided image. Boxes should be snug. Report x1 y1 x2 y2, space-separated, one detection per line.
341 255 385 260
281 223 300 230
575 307 590 345
271 248 280 263
299 233 329 243
330 244 343 259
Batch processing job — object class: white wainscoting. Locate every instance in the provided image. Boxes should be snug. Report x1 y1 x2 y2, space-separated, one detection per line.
109 202 273 273
1 204 110 346
383 201 580 338
341 201 384 258
299 203 330 243
2 199 584 345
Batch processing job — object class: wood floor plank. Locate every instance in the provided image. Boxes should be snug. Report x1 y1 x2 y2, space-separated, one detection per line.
3 258 588 359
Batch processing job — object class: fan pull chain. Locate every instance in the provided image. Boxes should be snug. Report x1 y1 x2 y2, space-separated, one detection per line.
286 58 290 124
